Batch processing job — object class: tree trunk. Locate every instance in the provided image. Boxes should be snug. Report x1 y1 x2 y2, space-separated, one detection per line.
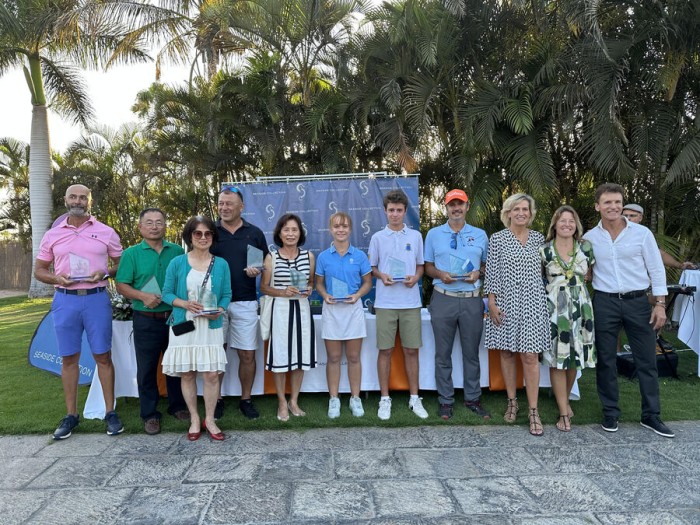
28 105 54 298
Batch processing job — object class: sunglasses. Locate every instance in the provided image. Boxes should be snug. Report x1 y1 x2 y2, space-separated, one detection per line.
193 230 213 239
221 185 241 194
450 232 460 250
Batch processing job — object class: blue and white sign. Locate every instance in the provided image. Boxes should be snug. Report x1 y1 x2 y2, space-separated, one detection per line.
237 175 420 304
28 312 96 385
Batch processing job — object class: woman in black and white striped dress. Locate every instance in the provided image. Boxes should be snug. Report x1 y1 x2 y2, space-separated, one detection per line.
260 214 316 421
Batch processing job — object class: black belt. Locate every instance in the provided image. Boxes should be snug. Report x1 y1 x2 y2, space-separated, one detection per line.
134 310 170 319
55 287 106 296
596 289 647 299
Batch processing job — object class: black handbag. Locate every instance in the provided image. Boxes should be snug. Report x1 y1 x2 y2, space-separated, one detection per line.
172 320 195 335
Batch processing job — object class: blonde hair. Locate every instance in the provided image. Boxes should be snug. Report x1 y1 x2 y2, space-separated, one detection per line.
545 205 583 241
329 212 352 230
500 193 536 227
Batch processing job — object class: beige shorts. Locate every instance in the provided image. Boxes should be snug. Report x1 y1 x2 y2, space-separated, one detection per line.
224 301 259 351
375 307 422 350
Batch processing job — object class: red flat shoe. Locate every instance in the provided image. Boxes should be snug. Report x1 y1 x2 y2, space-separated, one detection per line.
202 420 224 441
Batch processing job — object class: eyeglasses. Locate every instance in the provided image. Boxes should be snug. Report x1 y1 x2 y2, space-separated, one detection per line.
143 220 165 228
221 185 241 194
192 230 213 239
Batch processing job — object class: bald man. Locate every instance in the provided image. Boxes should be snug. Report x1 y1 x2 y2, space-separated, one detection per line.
34 184 124 439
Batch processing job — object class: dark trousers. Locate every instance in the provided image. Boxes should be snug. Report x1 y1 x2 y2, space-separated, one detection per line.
133 311 186 420
429 292 484 405
593 293 660 419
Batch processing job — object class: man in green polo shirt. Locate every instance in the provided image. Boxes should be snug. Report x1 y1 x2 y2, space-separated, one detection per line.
116 208 188 434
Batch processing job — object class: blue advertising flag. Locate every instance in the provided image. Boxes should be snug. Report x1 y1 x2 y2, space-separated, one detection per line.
28 311 97 385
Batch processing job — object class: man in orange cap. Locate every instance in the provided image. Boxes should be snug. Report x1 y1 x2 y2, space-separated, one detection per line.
424 189 490 421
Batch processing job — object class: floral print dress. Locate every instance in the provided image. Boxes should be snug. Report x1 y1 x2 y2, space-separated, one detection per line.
539 239 596 370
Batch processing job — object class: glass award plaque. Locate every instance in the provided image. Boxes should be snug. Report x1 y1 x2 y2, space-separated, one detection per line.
196 287 220 315
140 275 161 296
69 252 91 281
289 269 308 292
331 277 351 302
246 245 264 270
387 256 406 282
449 254 475 277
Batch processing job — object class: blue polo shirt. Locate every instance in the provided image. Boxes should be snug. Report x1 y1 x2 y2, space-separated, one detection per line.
315 244 371 296
424 222 488 292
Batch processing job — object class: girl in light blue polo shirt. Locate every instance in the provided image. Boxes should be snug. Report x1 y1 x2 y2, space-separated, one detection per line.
316 212 373 418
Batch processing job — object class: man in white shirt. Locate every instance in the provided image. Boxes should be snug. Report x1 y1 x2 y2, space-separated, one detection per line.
583 183 673 438
368 190 427 421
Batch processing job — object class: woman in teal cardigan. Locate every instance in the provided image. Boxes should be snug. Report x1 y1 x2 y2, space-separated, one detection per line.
162 216 232 442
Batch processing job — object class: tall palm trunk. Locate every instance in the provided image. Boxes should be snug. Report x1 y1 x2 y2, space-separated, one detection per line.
28 104 54 298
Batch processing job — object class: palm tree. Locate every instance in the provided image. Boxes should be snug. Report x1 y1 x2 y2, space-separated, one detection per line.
0 137 31 241
0 0 172 296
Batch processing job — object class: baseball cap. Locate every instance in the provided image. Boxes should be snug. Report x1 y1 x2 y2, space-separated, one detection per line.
445 189 468 204
623 203 644 214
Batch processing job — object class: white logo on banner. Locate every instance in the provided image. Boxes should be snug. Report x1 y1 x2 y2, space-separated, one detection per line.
328 201 338 214
302 222 309 237
359 180 369 196
361 219 371 237
266 204 275 221
296 183 306 200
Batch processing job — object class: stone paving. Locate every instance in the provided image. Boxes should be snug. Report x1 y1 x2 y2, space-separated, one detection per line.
1 421 699 524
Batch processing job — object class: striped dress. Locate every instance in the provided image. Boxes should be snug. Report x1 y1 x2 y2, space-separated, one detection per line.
266 249 316 372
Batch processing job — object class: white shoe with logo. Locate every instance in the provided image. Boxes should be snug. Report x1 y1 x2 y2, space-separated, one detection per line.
409 397 429 419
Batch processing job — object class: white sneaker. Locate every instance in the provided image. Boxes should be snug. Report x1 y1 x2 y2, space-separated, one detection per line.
328 397 341 419
409 397 429 419
349 396 364 417
377 397 392 420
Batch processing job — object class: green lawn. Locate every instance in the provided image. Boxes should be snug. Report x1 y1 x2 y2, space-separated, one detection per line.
1 295 698 435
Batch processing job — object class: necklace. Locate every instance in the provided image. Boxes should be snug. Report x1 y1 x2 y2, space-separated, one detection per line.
553 240 577 280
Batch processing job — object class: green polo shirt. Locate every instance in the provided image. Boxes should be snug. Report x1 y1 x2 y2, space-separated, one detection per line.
116 240 185 312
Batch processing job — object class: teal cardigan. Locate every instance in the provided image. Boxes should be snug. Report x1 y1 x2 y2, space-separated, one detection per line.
162 254 232 329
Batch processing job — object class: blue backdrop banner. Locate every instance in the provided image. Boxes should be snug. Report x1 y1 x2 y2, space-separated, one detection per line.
237 175 420 305
28 311 97 385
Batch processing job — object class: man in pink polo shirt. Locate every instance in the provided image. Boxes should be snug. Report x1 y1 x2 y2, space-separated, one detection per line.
34 184 124 439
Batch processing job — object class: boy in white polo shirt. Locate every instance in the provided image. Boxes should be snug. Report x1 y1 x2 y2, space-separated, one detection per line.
368 190 427 420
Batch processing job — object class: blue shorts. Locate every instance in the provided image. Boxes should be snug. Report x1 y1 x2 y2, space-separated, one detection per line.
51 290 113 357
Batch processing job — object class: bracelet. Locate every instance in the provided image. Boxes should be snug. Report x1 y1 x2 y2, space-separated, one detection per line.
654 303 665 308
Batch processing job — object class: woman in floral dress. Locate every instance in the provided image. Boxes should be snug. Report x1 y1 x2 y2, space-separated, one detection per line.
540 205 596 432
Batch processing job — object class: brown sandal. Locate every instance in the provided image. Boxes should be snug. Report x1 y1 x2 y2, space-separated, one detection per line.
504 397 519 423
556 414 571 432
528 408 544 436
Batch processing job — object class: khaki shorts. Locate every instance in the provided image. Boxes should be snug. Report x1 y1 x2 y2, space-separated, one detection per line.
224 301 259 351
375 307 422 350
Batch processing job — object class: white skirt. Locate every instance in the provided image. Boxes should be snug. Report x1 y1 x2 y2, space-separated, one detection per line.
162 315 227 377
321 300 367 340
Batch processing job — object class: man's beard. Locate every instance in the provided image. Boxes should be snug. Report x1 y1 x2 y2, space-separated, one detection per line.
67 205 87 217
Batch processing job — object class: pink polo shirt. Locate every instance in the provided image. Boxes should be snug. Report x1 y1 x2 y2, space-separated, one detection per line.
37 215 123 289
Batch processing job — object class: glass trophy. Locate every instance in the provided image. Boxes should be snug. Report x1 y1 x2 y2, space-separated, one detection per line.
246 245 264 270
331 277 351 302
69 252 91 281
387 256 406 282
197 287 220 315
140 275 161 296
289 269 308 292
449 254 475 277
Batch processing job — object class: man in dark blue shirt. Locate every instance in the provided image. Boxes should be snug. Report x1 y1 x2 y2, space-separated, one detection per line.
210 186 269 419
